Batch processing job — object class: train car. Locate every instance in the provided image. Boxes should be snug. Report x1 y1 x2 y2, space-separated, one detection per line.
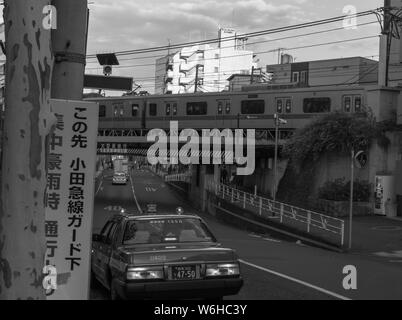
87 85 367 133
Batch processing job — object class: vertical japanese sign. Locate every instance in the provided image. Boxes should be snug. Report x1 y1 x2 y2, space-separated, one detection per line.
45 99 99 300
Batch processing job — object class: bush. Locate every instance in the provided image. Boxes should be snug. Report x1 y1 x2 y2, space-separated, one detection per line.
318 178 372 202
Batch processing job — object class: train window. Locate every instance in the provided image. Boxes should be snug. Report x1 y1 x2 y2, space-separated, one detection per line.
173 103 178 116
99 105 106 117
113 103 124 117
187 102 208 115
303 98 331 113
344 96 352 113
166 103 171 116
285 99 292 113
225 101 231 114
217 101 223 114
149 103 157 116
276 100 283 113
241 100 265 114
354 96 362 113
132 104 139 117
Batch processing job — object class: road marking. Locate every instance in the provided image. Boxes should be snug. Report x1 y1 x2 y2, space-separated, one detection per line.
373 250 402 259
95 177 103 196
249 233 262 238
263 237 281 243
129 174 143 214
239 259 351 301
145 187 157 192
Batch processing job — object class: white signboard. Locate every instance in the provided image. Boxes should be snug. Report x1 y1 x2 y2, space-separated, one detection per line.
45 99 99 300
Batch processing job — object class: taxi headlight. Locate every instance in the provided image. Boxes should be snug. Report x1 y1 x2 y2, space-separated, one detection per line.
206 263 240 277
127 267 164 280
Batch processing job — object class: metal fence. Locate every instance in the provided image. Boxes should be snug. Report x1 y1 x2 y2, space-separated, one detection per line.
208 182 345 246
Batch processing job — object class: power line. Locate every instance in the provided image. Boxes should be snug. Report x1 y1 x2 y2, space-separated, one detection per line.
85 20 379 64
86 9 381 59
86 35 379 71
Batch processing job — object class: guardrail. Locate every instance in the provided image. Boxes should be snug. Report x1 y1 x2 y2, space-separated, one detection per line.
207 182 345 247
164 173 191 184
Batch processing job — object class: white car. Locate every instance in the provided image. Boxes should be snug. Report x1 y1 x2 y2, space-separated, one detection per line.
113 172 127 185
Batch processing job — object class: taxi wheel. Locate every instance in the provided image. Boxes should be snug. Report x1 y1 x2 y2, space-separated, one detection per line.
110 279 122 300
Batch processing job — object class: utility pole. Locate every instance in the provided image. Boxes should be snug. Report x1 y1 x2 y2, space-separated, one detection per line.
194 64 201 93
51 0 89 100
0 0 54 299
273 114 280 202
349 149 355 250
384 0 392 87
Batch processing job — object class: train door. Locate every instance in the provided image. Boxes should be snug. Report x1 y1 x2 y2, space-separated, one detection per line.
164 101 178 130
216 98 232 129
141 99 147 129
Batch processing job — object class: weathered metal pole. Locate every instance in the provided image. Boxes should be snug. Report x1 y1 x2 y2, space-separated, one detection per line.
0 0 54 299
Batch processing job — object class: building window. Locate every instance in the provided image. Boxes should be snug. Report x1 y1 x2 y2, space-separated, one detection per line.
149 103 157 116
172 103 178 116
99 105 106 117
187 102 208 115
241 100 265 114
303 98 331 113
344 96 352 112
292 72 300 83
214 67 219 73
300 71 308 84
120 106 124 117
215 53 220 59
166 103 171 116
132 104 139 117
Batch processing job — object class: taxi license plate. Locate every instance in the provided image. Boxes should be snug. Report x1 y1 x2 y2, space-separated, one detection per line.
170 265 198 281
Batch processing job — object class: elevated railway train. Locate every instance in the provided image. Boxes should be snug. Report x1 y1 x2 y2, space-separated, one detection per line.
87 85 366 137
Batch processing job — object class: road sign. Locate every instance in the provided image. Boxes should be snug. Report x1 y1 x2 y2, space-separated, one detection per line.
354 150 368 169
84 74 133 91
45 99 99 300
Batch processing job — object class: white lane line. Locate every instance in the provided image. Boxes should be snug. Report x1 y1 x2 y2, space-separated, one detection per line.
95 177 103 196
249 234 262 238
263 237 281 243
129 174 143 214
239 259 351 301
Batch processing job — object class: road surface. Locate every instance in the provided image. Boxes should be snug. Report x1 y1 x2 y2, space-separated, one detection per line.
91 168 402 300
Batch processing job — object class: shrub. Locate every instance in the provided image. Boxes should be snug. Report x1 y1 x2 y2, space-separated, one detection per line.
318 178 372 202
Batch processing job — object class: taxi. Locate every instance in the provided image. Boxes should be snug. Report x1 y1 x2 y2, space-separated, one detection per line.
91 209 243 300
112 172 127 185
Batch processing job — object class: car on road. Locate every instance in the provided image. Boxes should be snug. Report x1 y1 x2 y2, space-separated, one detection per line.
91 212 244 300
112 172 127 185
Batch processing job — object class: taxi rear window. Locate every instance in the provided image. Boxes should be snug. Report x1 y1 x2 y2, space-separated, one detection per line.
122 218 215 245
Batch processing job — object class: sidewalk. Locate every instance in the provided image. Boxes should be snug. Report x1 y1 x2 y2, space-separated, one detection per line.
343 215 402 261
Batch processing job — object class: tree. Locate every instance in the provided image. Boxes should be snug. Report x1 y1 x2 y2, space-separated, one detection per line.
0 0 54 299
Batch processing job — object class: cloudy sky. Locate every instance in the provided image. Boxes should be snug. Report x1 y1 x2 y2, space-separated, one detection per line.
84 0 383 92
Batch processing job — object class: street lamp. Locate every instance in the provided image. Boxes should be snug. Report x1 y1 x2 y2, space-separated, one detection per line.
273 114 287 202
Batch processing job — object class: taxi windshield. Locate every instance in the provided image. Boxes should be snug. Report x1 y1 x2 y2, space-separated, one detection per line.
122 218 215 245
115 173 125 177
